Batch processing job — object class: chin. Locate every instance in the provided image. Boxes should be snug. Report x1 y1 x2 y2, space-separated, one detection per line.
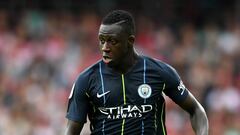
103 58 111 64
104 60 116 68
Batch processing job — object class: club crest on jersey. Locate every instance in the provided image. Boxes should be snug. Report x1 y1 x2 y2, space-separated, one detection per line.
138 84 152 99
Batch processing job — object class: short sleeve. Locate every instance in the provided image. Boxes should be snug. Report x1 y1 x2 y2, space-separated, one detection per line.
162 64 189 103
66 73 90 123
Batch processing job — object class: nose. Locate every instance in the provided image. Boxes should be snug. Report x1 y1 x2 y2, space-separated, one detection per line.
101 42 110 52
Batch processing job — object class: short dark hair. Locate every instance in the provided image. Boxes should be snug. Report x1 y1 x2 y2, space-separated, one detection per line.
102 10 135 35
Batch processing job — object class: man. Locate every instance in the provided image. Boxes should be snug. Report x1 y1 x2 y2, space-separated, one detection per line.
65 10 209 135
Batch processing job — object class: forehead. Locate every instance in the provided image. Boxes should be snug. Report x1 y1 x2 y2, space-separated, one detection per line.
98 24 124 37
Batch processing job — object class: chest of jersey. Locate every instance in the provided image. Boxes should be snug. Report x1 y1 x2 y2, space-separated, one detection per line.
78 59 178 134
87 71 165 108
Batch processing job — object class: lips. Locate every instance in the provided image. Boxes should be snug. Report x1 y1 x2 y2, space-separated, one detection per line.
102 55 112 64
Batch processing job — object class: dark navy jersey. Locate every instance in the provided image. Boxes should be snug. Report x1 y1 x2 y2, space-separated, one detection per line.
66 55 189 135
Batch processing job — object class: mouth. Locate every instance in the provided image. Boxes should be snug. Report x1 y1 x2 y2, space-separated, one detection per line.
102 56 112 64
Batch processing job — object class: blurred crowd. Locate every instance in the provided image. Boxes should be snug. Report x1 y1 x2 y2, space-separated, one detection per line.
0 3 240 135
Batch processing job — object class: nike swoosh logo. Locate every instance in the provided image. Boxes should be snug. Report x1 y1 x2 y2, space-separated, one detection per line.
97 91 110 98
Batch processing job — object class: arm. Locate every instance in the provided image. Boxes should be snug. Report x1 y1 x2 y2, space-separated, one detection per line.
160 62 208 135
65 71 91 135
177 92 209 135
65 120 84 135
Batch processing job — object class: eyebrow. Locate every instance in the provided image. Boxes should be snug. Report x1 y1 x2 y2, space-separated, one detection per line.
98 34 118 39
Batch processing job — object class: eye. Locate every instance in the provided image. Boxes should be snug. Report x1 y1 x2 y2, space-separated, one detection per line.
109 39 117 45
99 39 105 44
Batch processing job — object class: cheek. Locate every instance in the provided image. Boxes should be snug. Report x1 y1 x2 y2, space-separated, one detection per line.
123 42 130 53
116 45 129 58
99 45 103 51
112 42 129 58
111 47 122 58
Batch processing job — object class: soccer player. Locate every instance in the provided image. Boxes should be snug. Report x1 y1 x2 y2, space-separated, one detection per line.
65 10 209 135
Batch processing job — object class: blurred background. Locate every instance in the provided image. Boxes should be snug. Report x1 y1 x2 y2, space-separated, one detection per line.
0 0 239 135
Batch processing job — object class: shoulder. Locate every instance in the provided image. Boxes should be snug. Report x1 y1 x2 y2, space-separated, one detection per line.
75 60 102 88
143 55 179 80
143 55 175 72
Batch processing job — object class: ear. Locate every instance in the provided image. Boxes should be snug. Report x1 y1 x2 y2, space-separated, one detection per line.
128 35 135 46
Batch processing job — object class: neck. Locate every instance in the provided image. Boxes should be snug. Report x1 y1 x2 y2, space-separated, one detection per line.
111 49 139 74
